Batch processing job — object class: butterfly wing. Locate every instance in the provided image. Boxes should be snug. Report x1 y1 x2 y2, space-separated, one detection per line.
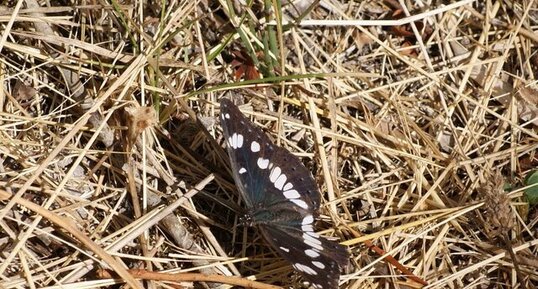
220 98 320 211
259 223 348 289
220 98 348 287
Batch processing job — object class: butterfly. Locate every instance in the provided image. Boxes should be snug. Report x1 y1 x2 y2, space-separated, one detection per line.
220 98 348 289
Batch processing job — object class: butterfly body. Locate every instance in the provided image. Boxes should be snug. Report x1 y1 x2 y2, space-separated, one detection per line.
220 99 348 289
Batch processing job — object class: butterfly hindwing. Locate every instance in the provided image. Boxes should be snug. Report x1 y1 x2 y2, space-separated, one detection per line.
259 224 348 289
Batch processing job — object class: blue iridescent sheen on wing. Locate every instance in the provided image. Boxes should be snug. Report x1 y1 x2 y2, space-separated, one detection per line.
220 99 319 212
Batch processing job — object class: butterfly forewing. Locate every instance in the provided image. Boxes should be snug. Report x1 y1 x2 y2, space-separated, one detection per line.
220 98 348 288
220 99 320 211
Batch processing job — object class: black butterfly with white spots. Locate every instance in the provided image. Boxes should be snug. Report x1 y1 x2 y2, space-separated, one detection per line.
220 98 348 289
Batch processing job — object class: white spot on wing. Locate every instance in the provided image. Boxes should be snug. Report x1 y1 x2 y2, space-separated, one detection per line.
305 249 320 258
269 166 281 182
302 225 313 232
293 263 317 275
291 199 308 209
225 113 230 119
283 182 293 191
231 133 238 148
302 215 314 225
284 189 300 199
279 246 290 252
303 233 321 245
239 168 247 174
303 233 323 251
257 158 269 169
236 134 243 148
274 174 287 190
312 261 325 269
251 141 260 152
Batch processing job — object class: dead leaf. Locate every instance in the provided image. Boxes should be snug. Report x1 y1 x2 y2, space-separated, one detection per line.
230 49 260 81
519 154 538 171
13 79 36 107
125 106 157 148
382 5 433 55
352 29 375 51
437 130 455 153
516 86 538 125
399 40 418 57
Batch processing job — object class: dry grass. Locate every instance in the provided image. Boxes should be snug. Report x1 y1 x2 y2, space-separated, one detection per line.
1 0 537 288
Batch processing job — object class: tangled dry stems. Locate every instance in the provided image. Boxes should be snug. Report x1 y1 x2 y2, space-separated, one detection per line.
0 0 537 288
